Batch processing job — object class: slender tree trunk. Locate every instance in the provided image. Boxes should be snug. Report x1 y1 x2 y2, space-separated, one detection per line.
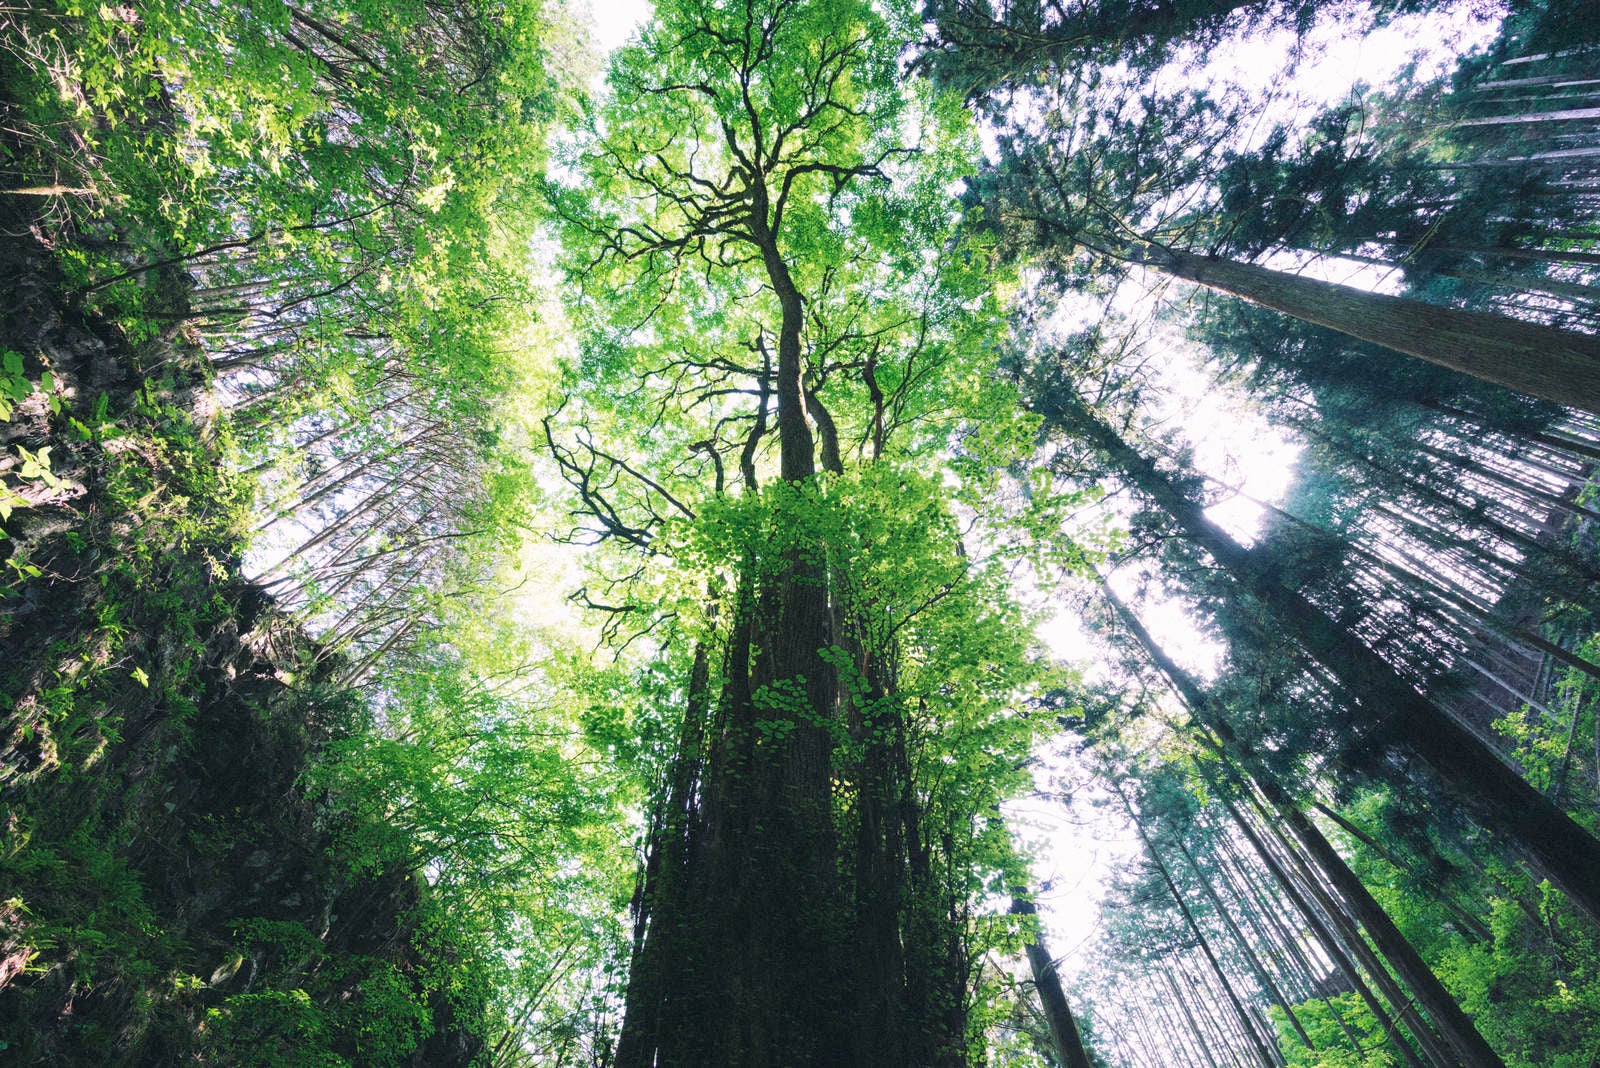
1281 801 1509 1068
1114 780 1284 1068
1236 792 1431 1068
1187 958 1268 1068
1163 965 1229 1068
1411 440 1600 523
1309 803 1493 944
1103 596 1441 1068
1208 824 1375 1054
1102 586 1509 1068
1120 998 1166 1068
1169 832 1318 1052
1011 897 1095 1068
1452 106 1600 127
1132 991 1184 1068
1248 791 1458 1068
1181 458 1600 689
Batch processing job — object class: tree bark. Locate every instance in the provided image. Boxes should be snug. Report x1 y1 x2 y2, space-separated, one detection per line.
1011 897 1095 1068
1143 247 1600 415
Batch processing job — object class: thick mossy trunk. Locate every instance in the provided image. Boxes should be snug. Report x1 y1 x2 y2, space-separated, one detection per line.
615 556 967 1066
614 179 975 1066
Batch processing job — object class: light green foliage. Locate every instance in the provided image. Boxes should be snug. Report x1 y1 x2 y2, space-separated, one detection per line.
554 0 1054 813
2 2 629 1059
1495 632 1600 832
582 459 1052 830
1328 791 1600 1068
0 349 57 422
1271 995 1397 1068
306 640 631 964
0 349 65 529
201 990 341 1067
553 0 1032 492
7 0 578 657
1495 704 1571 788
1425 887 1600 1068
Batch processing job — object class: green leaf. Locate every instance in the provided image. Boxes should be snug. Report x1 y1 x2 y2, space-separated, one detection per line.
15 446 61 489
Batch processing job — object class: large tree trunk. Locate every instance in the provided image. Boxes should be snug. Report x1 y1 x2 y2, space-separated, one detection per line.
617 191 968 1063
1142 247 1600 415
1051 390 1600 926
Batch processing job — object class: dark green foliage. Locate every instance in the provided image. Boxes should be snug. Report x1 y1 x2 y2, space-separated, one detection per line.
0 189 495 1063
920 0 1332 100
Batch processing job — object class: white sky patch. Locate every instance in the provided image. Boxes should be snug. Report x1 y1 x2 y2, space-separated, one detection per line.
1189 2 1501 105
584 0 654 54
1008 767 1143 962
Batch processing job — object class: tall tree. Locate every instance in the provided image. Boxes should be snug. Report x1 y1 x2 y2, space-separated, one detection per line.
919 0 1330 99
964 80 1600 413
1102 584 1510 1068
551 1 1049 1063
1030 369 1600 923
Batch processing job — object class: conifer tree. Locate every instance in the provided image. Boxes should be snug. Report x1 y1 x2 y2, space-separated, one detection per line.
1029 367 1600 922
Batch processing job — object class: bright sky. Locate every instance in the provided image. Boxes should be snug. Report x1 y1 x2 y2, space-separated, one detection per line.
586 0 654 52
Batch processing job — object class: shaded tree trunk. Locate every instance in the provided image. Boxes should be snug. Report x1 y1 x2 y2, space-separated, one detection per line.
1141 246 1600 415
1011 896 1095 1068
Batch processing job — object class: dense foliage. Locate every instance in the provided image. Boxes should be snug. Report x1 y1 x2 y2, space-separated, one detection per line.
2 0 1600 1065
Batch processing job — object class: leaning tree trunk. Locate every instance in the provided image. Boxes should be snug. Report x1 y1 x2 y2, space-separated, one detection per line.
1010 896 1095 1068
1139 246 1600 415
1053 389 1600 926
1168 825 1318 1053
